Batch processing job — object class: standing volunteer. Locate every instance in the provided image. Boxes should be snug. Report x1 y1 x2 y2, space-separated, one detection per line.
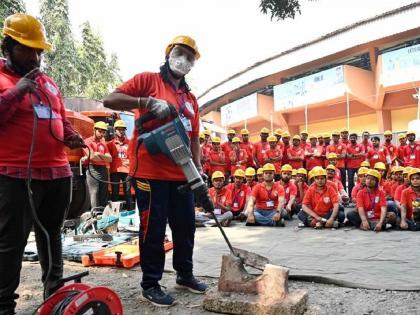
104 35 207 307
0 14 85 314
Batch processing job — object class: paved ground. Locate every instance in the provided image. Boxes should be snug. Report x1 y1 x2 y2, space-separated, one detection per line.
16 221 420 314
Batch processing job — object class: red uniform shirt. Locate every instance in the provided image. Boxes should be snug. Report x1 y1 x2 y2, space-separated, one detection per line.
305 144 324 170
251 182 285 210
391 181 403 199
361 140 373 153
400 186 420 220
380 179 393 198
287 146 304 169
279 180 297 203
295 181 309 204
227 183 251 213
263 147 283 174
404 142 420 167
303 184 339 216
117 72 199 180
240 141 255 168
330 178 344 192
394 184 409 202
222 141 234 173
208 149 226 175
397 144 407 166
246 181 257 191
229 149 248 174
326 143 346 168
366 146 390 168
253 141 270 167
0 60 73 171
281 143 290 165
351 182 364 201
201 142 212 174
356 187 387 220
383 142 397 164
84 136 110 166
346 143 365 169
107 137 129 173
208 186 232 213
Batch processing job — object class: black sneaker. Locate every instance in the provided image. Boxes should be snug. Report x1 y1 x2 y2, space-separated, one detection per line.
176 275 208 294
142 286 175 307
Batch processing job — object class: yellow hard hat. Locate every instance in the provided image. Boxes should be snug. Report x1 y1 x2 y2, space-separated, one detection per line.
203 130 211 136
165 35 200 59
300 130 308 135
297 168 307 175
292 135 301 141
358 167 369 175
292 169 297 176
393 166 404 173
245 167 256 176
282 132 290 138
406 130 416 136
260 127 270 134
326 164 336 171
274 128 283 136
327 153 337 160
233 169 245 177
366 169 381 181
227 129 236 135
3 13 52 50
281 164 293 172
262 163 276 172
199 133 205 140
240 128 249 135
94 121 108 131
113 119 126 129
374 162 386 170
308 169 314 180
340 128 349 133
384 130 392 136
232 137 240 143
332 130 340 136
257 168 264 175
211 137 221 144
398 133 406 140
408 168 420 179
403 167 413 175
309 134 317 139
211 171 225 180
323 133 331 138
267 135 277 142
360 161 370 167
312 166 327 177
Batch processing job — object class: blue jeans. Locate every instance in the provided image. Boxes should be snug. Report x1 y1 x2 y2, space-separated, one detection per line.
253 208 287 226
298 209 345 227
407 220 420 231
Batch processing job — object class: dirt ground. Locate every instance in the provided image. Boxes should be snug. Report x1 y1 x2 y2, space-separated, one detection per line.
17 260 420 315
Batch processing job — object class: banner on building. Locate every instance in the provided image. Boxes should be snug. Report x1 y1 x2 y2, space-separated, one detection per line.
273 65 345 111
220 93 258 126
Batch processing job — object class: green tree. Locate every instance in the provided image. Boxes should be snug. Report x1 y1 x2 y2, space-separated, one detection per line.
260 0 301 20
0 0 26 43
77 21 121 100
40 0 80 96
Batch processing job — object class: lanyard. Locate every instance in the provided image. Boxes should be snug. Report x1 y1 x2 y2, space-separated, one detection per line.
232 186 242 203
367 191 377 212
263 183 274 201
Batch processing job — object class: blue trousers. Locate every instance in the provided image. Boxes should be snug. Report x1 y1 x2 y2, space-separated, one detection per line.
133 178 195 290
298 208 345 227
254 208 288 226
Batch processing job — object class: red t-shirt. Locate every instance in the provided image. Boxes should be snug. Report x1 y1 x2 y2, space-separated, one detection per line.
351 182 364 201
305 144 324 170
383 143 397 163
208 186 232 214
391 181 403 199
279 180 297 203
222 141 233 172
263 147 282 174
107 137 129 173
227 183 251 213
326 143 346 168
84 136 110 166
295 181 309 204
303 184 339 216
281 143 290 165
397 144 406 166
356 187 387 220
287 146 304 169
404 142 420 167
346 143 365 169
253 141 270 167
240 141 255 168
366 146 390 168
201 142 212 173
400 186 420 220
117 72 199 180
251 182 285 210
361 140 373 153
0 60 71 168
380 179 393 198
208 149 226 175
229 149 248 174
394 184 409 202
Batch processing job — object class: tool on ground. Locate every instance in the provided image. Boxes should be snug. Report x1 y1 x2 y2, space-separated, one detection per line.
135 105 270 270
35 271 122 315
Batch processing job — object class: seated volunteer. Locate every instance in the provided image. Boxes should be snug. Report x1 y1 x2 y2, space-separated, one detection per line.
226 169 251 218
351 167 369 203
103 35 207 306
295 168 309 214
278 164 298 219
0 13 85 314
347 169 397 231
298 166 344 228
245 167 257 189
246 163 287 226
229 137 248 176
256 167 264 183
400 168 420 231
326 164 349 204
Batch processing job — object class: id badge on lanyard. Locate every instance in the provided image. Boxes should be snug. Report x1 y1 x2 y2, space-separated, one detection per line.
367 193 378 219
32 92 58 120
178 93 193 132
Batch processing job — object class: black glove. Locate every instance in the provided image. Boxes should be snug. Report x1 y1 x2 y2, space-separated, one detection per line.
64 134 86 149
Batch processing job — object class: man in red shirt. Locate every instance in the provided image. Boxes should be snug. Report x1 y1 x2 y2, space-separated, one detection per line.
390 166 404 198
346 132 365 197
394 167 412 209
245 167 257 189
278 164 298 219
366 136 391 168
253 128 270 168
383 130 398 165
327 130 347 190
0 14 86 313
104 35 207 305
396 133 407 166
83 121 112 209
299 167 343 228
305 134 323 170
287 135 304 169
107 119 131 209
300 130 308 150
208 137 226 178
201 130 213 177
256 168 264 183
404 131 420 167
226 169 251 218
281 132 291 166
229 137 247 176
361 131 373 153
246 163 287 226
351 167 368 203
274 128 283 143
295 168 309 213
326 164 349 204
347 169 397 231
400 168 420 231
340 128 350 146
326 153 342 181
240 128 255 168
264 135 283 180
206 171 233 225
222 129 235 178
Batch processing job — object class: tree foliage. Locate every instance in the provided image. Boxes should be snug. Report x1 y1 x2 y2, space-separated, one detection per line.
0 0 26 43
260 0 301 20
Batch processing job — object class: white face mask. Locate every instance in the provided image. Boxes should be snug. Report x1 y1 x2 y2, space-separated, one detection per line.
168 47 194 77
